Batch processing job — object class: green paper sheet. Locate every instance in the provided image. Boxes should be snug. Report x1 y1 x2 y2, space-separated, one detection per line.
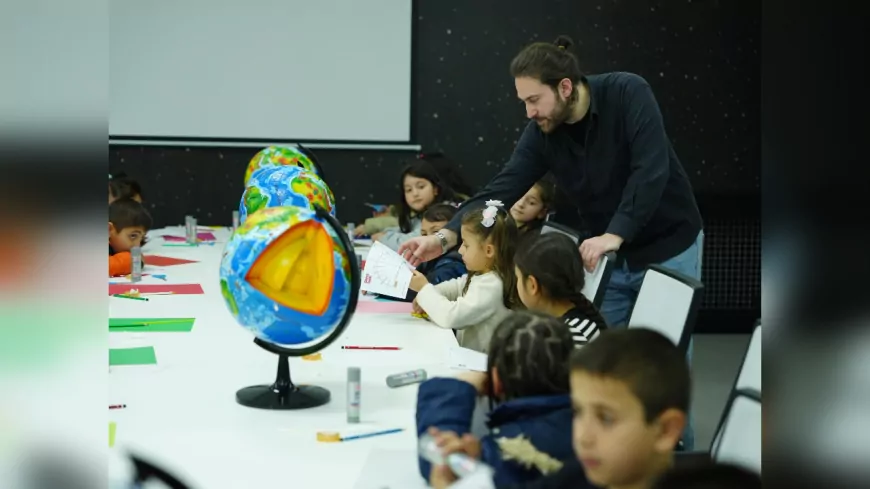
109 317 195 333
109 422 117 447
109 346 157 366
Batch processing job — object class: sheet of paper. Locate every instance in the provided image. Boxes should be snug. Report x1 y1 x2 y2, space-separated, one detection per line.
109 317 196 332
448 346 488 372
447 467 496 489
359 242 413 299
108 283 204 296
109 346 157 366
355 301 414 314
352 449 428 489
143 255 198 267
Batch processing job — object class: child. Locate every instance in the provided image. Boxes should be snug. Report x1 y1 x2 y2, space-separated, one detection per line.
109 198 152 277
401 203 466 301
427 328 690 489
416 311 580 487
109 172 143 204
510 179 554 236
514 232 607 347
371 160 457 251
409 201 519 352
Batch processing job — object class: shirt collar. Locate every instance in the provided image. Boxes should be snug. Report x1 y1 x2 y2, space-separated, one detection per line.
580 75 599 119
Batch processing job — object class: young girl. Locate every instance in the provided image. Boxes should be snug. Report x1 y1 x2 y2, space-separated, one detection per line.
510 178 554 245
409 201 519 353
416 311 579 487
514 232 607 347
371 161 457 251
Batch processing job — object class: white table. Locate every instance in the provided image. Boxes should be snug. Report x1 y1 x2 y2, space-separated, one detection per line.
109 226 459 488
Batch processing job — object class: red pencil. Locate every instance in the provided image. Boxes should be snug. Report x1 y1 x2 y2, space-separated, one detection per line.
341 346 401 350
109 404 127 410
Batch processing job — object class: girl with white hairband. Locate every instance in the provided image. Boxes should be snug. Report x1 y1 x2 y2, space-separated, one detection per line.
408 200 520 353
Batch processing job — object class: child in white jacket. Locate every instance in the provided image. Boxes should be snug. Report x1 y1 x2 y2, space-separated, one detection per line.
409 201 520 353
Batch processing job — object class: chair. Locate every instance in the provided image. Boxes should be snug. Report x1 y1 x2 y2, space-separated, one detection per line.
710 388 762 474
627 265 704 353
540 222 615 309
710 322 762 454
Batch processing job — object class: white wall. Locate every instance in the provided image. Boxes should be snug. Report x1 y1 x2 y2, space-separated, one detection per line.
110 0 413 143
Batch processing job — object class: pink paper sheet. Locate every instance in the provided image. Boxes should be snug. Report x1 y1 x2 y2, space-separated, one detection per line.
161 232 216 242
354 301 413 314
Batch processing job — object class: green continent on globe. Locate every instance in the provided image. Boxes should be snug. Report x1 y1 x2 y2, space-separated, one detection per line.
243 186 268 215
220 278 239 316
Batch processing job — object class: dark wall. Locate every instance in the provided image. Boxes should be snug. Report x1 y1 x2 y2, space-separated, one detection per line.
110 0 759 331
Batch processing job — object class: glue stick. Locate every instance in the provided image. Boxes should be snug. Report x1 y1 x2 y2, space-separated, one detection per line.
130 246 142 283
386 369 427 388
347 367 361 423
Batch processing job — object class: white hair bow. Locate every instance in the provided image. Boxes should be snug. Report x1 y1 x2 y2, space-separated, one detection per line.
481 200 504 228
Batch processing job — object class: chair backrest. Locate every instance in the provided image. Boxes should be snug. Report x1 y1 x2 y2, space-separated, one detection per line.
540 222 615 309
711 388 762 474
627 265 703 353
735 323 762 392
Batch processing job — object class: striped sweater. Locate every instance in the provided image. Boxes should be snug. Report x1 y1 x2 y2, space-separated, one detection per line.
562 307 603 348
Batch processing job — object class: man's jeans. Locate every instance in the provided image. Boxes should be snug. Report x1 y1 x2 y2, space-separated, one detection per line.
599 231 704 450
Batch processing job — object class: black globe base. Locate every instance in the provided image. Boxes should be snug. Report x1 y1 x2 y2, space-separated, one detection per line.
236 383 330 410
235 338 331 410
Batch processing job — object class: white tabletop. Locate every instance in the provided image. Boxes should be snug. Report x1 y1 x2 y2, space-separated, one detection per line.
109 226 458 488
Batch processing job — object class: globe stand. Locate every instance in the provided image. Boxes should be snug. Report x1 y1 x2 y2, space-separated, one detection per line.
233 205 360 411
235 338 331 410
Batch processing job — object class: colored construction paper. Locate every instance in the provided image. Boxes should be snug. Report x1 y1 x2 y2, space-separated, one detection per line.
161 232 216 242
108 283 204 296
109 346 157 366
109 317 195 332
109 422 117 447
355 301 413 314
143 255 198 267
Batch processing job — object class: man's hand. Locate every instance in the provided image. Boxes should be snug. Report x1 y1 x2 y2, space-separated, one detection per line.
579 233 623 271
409 270 430 292
427 427 483 489
398 235 444 267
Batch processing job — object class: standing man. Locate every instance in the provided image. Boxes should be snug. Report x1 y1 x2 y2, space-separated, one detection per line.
400 34 703 330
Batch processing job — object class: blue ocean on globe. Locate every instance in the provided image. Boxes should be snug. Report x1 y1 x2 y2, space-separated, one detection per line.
239 165 336 224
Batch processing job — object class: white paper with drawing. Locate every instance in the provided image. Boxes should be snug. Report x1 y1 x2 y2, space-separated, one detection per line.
360 241 414 298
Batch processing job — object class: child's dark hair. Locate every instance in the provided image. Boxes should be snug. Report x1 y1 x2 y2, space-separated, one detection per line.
109 198 153 232
532 178 556 217
515 232 607 328
651 462 761 489
109 172 142 201
421 203 458 223
460 204 521 309
570 328 691 422
417 152 475 199
397 161 455 233
509 35 585 105
486 311 573 401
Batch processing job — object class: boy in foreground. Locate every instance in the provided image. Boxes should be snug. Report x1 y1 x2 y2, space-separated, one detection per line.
428 328 690 489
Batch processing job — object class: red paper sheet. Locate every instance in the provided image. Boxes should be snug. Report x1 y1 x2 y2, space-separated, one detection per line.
355 301 413 314
161 232 216 242
143 255 198 267
109 283 204 295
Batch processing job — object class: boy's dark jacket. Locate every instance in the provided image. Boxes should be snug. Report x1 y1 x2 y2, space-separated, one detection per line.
416 377 583 487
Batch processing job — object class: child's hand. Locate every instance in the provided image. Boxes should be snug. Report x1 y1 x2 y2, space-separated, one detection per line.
353 224 366 237
427 427 483 489
409 270 429 292
370 231 386 242
456 371 489 395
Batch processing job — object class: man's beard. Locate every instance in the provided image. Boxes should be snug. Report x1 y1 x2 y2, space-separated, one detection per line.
536 97 572 133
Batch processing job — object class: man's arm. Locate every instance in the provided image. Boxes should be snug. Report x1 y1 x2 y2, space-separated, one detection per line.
440 122 549 248
605 76 671 243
